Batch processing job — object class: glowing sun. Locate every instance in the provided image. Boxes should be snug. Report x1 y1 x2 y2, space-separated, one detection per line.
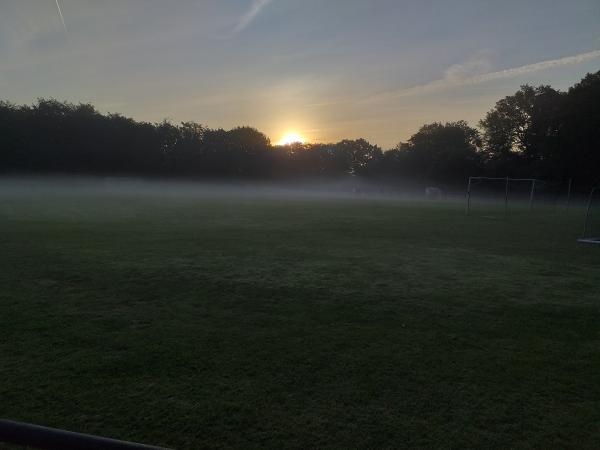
278 132 306 146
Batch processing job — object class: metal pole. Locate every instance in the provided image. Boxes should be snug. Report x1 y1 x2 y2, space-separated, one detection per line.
529 179 536 211
465 177 472 215
504 176 509 216
566 178 572 211
582 187 596 239
0 419 171 450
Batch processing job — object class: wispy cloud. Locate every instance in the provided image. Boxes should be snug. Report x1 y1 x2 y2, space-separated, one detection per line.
378 49 600 99
232 0 272 34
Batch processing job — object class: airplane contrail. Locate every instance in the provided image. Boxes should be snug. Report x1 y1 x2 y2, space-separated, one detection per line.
232 0 271 34
55 0 67 33
363 49 600 102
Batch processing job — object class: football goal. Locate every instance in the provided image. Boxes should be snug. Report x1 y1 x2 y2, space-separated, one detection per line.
465 176 542 216
578 187 600 245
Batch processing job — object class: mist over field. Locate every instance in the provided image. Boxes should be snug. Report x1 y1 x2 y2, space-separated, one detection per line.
0 176 582 217
0 176 441 202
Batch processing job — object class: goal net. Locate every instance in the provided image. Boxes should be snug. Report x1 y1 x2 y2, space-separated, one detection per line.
465 177 541 216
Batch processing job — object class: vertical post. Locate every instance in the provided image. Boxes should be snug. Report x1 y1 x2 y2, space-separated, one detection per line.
582 187 596 239
504 176 509 216
465 177 472 216
566 178 572 211
529 179 536 211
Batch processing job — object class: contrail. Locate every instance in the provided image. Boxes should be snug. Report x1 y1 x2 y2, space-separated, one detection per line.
55 0 67 33
232 0 271 34
365 49 600 101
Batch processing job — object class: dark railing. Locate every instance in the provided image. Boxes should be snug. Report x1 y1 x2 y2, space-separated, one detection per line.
0 419 172 450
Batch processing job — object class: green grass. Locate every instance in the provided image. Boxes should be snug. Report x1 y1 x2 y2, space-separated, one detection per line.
1 191 599 449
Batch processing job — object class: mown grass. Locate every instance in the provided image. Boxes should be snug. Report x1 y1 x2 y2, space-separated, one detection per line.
0 189 599 449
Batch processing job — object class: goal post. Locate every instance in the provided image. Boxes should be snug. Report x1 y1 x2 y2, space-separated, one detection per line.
465 176 541 216
578 187 600 245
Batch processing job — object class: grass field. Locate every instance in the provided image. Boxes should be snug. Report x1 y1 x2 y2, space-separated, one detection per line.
1 185 599 449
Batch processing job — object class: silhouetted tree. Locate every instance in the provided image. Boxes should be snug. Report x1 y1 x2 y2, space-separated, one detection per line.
1 70 598 188
479 84 565 177
561 72 600 186
395 121 481 185
478 72 600 185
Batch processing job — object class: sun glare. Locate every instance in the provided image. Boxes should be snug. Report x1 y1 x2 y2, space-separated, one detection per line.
278 132 306 146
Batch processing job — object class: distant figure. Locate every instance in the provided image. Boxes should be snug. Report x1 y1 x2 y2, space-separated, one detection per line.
425 186 442 200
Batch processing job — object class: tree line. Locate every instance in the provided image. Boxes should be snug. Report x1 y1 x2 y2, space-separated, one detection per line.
1 71 598 189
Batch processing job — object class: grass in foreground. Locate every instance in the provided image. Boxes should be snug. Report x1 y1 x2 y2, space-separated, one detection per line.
0 190 599 449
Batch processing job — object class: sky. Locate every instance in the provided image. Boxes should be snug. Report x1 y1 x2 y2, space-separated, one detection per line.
1 0 599 148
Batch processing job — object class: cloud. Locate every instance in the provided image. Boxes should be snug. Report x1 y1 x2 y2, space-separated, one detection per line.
232 0 272 34
381 49 600 99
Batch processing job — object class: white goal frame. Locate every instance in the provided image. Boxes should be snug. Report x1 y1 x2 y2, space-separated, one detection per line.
465 176 541 216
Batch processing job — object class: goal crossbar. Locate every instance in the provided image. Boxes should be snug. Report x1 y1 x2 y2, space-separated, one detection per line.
468 177 541 182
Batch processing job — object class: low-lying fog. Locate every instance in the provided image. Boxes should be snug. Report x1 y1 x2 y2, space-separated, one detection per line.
0 176 456 202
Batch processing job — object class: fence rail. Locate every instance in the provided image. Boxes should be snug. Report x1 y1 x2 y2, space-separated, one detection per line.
0 419 172 450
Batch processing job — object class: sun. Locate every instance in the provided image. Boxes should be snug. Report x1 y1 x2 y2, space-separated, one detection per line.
278 132 306 146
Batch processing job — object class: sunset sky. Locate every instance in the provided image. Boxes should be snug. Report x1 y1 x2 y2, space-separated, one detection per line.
1 0 599 147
